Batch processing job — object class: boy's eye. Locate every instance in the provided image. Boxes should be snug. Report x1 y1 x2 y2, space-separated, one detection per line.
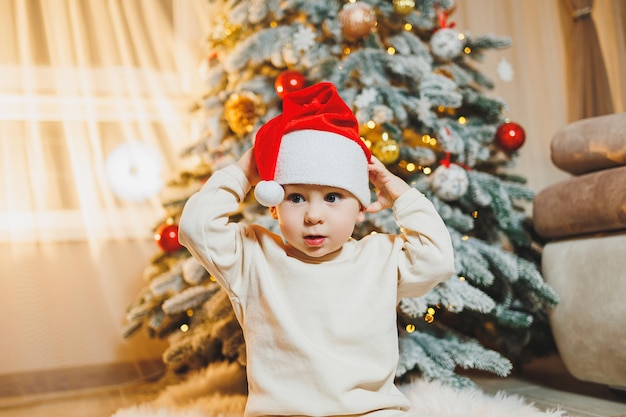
325 192 341 203
287 193 304 203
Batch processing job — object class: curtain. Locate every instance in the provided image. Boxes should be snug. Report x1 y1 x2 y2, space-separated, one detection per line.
0 0 212 375
0 0 208 243
561 0 614 121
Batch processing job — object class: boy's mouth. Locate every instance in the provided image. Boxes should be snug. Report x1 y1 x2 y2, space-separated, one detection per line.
304 235 325 246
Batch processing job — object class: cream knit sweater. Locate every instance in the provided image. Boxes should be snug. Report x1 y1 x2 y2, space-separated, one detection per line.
179 165 455 417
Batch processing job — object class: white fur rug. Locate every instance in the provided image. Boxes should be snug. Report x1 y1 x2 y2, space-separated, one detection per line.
111 362 569 417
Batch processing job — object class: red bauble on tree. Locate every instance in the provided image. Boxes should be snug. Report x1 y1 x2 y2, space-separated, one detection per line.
495 121 526 152
155 222 183 253
274 70 307 99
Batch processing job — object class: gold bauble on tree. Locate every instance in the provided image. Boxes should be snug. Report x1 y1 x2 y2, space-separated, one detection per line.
223 91 266 137
339 1 377 41
393 0 415 16
372 137 400 164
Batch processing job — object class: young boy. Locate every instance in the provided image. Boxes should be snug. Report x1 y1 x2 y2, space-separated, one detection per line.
179 82 456 417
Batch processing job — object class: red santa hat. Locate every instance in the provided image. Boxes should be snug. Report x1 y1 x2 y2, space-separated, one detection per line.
253 82 372 207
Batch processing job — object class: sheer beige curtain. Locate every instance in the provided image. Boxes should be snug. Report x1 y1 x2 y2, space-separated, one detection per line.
0 0 211 375
0 0 208 244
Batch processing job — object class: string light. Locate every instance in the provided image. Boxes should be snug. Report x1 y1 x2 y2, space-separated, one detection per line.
406 323 416 333
404 23 412 31
180 323 189 332
387 47 396 54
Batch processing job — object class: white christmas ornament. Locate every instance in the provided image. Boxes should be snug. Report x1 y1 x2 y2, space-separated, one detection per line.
105 141 164 201
430 163 469 201
497 57 514 82
430 28 464 61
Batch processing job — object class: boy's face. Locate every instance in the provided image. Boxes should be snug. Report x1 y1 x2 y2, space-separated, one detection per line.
270 183 366 258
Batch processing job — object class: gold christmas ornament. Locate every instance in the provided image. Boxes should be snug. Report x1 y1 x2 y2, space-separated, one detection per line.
393 0 415 16
339 1 377 41
223 91 266 137
372 138 400 164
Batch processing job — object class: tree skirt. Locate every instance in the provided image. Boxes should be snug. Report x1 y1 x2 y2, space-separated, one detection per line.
111 362 569 417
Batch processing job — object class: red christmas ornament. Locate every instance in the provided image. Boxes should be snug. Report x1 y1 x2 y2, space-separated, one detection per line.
495 121 526 152
155 223 183 253
274 70 307 99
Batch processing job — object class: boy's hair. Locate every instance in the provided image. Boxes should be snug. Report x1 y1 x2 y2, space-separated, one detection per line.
253 82 372 207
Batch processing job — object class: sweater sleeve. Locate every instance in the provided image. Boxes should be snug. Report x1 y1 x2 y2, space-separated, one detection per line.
393 188 456 299
178 165 251 294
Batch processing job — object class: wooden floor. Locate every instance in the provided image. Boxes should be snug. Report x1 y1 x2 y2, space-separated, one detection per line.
472 355 626 417
0 355 624 417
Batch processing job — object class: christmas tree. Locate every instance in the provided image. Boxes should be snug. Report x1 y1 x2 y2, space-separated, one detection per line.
123 0 558 388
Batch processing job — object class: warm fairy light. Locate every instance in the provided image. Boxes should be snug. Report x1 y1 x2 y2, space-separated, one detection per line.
423 166 432 175
427 307 435 315
424 314 434 323
387 47 396 54
270 21 278 27
209 276 217 282
186 309 194 317
459 276 466 281
421 134 437 146
458 33 466 41
458 116 467 124
180 324 189 332
472 210 479 218
406 162 416 172
343 47 351 55
464 46 472 54
404 23 412 31
381 131 389 140
461 235 469 241
406 323 416 333
366 120 376 129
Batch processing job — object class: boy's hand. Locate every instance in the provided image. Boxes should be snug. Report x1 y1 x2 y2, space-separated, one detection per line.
366 156 411 213
237 147 261 186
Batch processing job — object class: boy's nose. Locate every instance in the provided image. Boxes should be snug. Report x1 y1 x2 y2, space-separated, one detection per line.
304 203 324 224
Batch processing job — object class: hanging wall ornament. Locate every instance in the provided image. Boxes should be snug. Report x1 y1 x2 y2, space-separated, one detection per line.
339 1 377 41
495 121 526 152
430 155 469 201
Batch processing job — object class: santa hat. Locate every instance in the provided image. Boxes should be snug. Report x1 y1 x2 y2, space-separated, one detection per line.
253 82 372 207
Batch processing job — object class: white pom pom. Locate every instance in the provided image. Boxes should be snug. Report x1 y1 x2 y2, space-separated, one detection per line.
254 180 284 207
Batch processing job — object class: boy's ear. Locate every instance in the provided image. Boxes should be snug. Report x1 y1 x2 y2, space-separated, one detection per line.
357 206 366 222
269 206 278 219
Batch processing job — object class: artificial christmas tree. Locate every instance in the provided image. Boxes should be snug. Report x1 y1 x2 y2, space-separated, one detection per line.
123 0 558 389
